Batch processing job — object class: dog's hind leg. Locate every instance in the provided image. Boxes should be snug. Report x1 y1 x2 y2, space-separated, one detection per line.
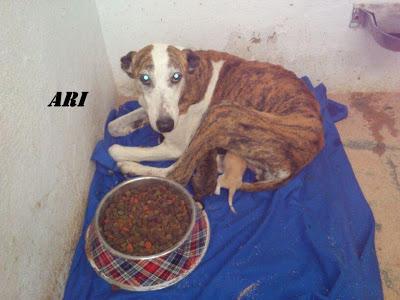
167 102 323 192
191 149 219 203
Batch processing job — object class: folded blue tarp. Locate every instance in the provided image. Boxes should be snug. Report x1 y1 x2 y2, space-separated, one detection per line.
64 77 383 299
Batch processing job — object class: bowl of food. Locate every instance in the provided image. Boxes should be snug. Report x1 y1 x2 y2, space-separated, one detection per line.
85 176 210 291
94 176 197 260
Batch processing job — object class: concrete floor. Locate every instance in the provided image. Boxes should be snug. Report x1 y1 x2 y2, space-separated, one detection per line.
330 92 400 299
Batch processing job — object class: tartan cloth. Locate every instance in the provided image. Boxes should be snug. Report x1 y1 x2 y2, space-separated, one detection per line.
85 206 209 291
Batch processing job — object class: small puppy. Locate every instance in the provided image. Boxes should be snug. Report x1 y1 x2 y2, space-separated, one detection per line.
215 152 247 213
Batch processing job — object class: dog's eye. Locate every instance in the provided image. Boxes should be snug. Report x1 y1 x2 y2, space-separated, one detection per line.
171 72 182 83
139 74 151 85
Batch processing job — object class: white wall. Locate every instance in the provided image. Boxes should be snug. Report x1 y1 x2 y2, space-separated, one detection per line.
96 0 400 96
0 1 116 299
0 1 398 299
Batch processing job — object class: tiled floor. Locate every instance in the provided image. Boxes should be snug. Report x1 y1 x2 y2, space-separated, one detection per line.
330 92 400 299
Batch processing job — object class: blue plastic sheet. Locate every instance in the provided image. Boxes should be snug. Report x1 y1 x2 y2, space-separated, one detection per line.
64 78 382 299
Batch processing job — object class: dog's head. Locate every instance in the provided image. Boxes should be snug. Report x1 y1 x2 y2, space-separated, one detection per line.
121 44 200 133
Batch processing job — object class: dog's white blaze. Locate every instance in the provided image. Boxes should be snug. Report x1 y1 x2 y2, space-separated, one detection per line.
144 43 183 130
163 60 224 152
108 44 225 178
114 60 225 177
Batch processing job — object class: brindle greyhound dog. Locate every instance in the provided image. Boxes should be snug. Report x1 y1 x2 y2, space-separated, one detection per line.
108 44 324 206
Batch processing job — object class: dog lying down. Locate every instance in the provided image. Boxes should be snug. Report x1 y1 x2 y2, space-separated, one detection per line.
108 44 324 212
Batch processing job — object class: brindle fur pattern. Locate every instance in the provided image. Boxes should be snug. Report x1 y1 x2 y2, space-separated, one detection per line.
166 50 324 193
117 48 324 198
191 149 219 202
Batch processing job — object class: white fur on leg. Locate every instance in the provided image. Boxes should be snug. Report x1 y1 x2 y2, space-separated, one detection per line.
228 189 237 214
109 143 182 162
117 161 173 177
107 108 147 137
215 174 238 213
214 174 222 195
277 169 290 180
216 154 224 174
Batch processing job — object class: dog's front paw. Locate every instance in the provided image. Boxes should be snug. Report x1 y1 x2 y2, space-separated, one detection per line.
117 161 140 175
108 144 129 162
107 120 134 137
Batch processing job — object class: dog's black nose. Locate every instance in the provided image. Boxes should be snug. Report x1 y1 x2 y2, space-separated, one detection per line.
156 117 174 133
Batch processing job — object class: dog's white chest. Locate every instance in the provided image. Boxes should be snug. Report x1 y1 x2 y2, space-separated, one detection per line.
163 60 224 151
164 100 209 149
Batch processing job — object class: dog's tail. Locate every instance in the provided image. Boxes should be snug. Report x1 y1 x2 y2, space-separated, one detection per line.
239 176 293 192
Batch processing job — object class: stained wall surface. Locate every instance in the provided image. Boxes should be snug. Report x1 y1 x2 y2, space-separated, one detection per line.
96 0 400 97
0 1 116 298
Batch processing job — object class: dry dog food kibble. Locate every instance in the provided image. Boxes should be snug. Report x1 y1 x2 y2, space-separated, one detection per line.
99 185 192 256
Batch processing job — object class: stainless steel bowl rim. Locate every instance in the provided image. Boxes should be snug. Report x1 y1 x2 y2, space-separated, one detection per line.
94 176 196 260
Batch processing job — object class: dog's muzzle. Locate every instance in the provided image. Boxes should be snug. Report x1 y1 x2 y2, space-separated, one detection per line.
156 117 174 133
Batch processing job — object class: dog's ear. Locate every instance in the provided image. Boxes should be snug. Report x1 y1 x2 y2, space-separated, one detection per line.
120 51 137 78
184 49 200 74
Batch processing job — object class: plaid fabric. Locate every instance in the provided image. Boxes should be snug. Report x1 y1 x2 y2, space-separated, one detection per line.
85 208 209 291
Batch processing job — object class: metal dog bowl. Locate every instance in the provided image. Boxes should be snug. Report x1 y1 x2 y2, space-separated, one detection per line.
94 176 197 260
86 176 210 291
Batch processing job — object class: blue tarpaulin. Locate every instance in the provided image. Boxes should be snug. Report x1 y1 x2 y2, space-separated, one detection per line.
63 78 383 299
